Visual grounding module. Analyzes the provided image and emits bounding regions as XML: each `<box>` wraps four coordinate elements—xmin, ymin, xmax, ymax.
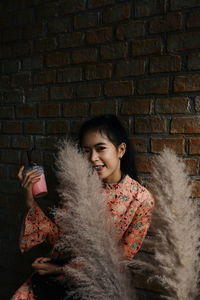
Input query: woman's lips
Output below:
<box><xmin>93</xmin><ymin>165</ymin><xmax>105</xmax><ymax>173</ymax></box>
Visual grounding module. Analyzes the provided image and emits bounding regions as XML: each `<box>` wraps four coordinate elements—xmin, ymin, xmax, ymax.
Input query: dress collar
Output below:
<box><xmin>103</xmin><ymin>174</ymin><xmax>130</xmax><ymax>190</ymax></box>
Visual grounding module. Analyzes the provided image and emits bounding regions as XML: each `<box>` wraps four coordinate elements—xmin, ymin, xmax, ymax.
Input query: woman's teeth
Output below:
<box><xmin>94</xmin><ymin>165</ymin><xmax>104</xmax><ymax>171</ymax></box>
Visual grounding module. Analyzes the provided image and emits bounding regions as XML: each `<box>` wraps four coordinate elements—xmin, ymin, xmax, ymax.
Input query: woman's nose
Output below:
<box><xmin>90</xmin><ymin>150</ymin><xmax>98</xmax><ymax>162</ymax></box>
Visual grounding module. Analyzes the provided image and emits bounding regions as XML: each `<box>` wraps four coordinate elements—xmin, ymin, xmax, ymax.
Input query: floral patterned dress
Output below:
<box><xmin>11</xmin><ymin>175</ymin><xmax>154</xmax><ymax>300</ymax></box>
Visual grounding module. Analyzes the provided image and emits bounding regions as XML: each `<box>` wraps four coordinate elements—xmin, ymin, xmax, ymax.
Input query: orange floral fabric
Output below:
<box><xmin>12</xmin><ymin>175</ymin><xmax>154</xmax><ymax>299</ymax></box>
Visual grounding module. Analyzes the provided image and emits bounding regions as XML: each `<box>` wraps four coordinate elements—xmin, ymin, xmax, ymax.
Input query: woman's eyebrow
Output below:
<box><xmin>83</xmin><ymin>142</ymin><xmax>107</xmax><ymax>148</ymax></box>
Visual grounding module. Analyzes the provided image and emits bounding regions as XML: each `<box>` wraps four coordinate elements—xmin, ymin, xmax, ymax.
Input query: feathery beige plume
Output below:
<box><xmin>53</xmin><ymin>139</ymin><xmax>137</xmax><ymax>300</ymax></box>
<box><xmin>132</xmin><ymin>148</ymin><xmax>200</xmax><ymax>300</ymax></box>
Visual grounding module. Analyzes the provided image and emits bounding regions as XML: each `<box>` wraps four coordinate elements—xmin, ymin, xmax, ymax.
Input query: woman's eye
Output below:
<box><xmin>82</xmin><ymin>149</ymin><xmax>90</xmax><ymax>153</ymax></box>
<box><xmin>97</xmin><ymin>147</ymin><xmax>106</xmax><ymax>151</ymax></box>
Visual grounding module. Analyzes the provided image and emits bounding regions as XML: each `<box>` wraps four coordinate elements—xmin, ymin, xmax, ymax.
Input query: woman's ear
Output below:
<box><xmin>118</xmin><ymin>143</ymin><xmax>126</xmax><ymax>159</ymax></box>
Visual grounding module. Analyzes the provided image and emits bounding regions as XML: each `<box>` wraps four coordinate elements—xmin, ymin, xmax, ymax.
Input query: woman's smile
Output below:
<box><xmin>81</xmin><ymin>131</ymin><xmax>126</xmax><ymax>184</ymax></box>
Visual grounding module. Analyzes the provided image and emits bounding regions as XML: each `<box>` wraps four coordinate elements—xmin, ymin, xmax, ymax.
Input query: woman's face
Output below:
<box><xmin>81</xmin><ymin>130</ymin><xmax>126</xmax><ymax>184</ymax></box>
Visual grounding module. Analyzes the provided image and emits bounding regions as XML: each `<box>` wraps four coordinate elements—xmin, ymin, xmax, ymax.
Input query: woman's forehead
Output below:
<box><xmin>82</xmin><ymin>130</ymin><xmax>110</xmax><ymax>146</ymax></box>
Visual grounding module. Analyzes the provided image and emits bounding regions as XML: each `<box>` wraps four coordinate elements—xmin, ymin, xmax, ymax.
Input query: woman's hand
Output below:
<box><xmin>32</xmin><ymin>257</ymin><xmax>64</xmax><ymax>276</ymax></box>
<box><xmin>17</xmin><ymin>166</ymin><xmax>41</xmax><ymax>209</ymax></box>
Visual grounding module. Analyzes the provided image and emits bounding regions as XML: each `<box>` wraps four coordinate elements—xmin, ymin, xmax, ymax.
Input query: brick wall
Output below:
<box><xmin>1</xmin><ymin>0</ymin><xmax>200</xmax><ymax>298</ymax></box>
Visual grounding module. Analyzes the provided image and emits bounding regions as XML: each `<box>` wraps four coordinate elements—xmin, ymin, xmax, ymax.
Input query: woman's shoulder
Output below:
<box><xmin>125</xmin><ymin>175</ymin><xmax>154</xmax><ymax>204</ymax></box>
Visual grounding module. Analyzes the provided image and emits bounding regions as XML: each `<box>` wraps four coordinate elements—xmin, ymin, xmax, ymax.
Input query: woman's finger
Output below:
<box><xmin>21</xmin><ymin>173</ymin><xmax>41</xmax><ymax>188</ymax></box>
<box><xmin>17</xmin><ymin>166</ymin><xmax>24</xmax><ymax>181</ymax></box>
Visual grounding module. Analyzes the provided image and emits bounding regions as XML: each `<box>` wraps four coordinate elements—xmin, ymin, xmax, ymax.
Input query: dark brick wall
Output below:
<box><xmin>0</xmin><ymin>0</ymin><xmax>200</xmax><ymax>298</ymax></box>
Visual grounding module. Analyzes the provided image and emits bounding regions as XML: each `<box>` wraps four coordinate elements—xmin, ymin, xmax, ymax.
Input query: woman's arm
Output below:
<box><xmin>18</xmin><ymin>166</ymin><xmax>59</xmax><ymax>252</ymax></box>
<box><xmin>121</xmin><ymin>188</ymin><xmax>154</xmax><ymax>259</ymax></box>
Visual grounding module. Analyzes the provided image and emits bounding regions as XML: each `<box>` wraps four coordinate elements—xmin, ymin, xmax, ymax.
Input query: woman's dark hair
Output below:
<box><xmin>78</xmin><ymin>114</ymin><xmax>138</xmax><ymax>181</ymax></box>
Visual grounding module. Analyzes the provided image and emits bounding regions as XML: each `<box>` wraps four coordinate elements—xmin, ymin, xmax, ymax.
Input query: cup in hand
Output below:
<box><xmin>23</xmin><ymin>164</ymin><xmax>48</xmax><ymax>198</ymax></box>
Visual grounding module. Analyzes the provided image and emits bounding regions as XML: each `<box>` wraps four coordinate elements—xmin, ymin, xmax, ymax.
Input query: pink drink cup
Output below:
<box><xmin>23</xmin><ymin>165</ymin><xmax>48</xmax><ymax>198</ymax></box>
<box><xmin>32</xmin><ymin>172</ymin><xmax>48</xmax><ymax>198</ymax></box>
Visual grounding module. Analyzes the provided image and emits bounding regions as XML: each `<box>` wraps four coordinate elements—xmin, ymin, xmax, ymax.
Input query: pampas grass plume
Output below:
<box><xmin>53</xmin><ymin>139</ymin><xmax>137</xmax><ymax>300</ymax></box>
<box><xmin>147</xmin><ymin>148</ymin><xmax>200</xmax><ymax>300</ymax></box>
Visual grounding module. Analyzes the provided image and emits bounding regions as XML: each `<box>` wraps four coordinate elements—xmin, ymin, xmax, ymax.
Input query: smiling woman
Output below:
<box><xmin>12</xmin><ymin>114</ymin><xmax>154</xmax><ymax>300</ymax></box>
<box><xmin>81</xmin><ymin>131</ymin><xmax>126</xmax><ymax>183</ymax></box>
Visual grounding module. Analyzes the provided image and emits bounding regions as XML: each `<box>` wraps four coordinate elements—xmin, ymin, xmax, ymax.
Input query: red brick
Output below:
<box><xmin>63</xmin><ymin>102</ymin><xmax>88</xmax><ymax>117</ymax></box>
<box><xmin>22</xmin><ymin>56</ymin><xmax>43</xmax><ymax>71</ymax></box>
<box><xmin>2</xmin><ymin>60</ymin><xmax>19</xmax><ymax>74</ymax></box>
<box><xmin>59</xmin><ymin>0</ymin><xmax>86</xmax><ymax>14</ymax></box>
<box><xmin>192</xmin><ymin>180</ymin><xmax>200</xmax><ymax>197</ymax></box>
<box><xmin>88</xmin><ymin>0</ymin><xmax>114</xmax><ymax>9</ymax></box>
<box><xmin>0</xmin><ymin>165</ymin><xmax>8</xmax><ymax>179</ymax></box>
<box><xmin>0</xmin><ymin>136</ymin><xmax>10</xmax><ymax>148</ymax></box>
<box><xmin>130</xmin><ymin>137</ymin><xmax>148</xmax><ymax>153</ymax></box>
<box><xmin>57</xmin><ymin>67</ymin><xmax>82</xmax><ymax>83</ymax></box>
<box><xmin>137</xmin><ymin>77</ymin><xmax>169</xmax><ymax>95</ymax></box>
<box><xmin>74</xmin><ymin>12</ymin><xmax>99</xmax><ymax>29</ymax></box>
<box><xmin>183</xmin><ymin>158</ymin><xmax>199</xmax><ymax>175</ymax></box>
<box><xmin>150</xmin><ymin>55</ymin><xmax>181</xmax><ymax>73</ymax></box>
<box><xmin>151</xmin><ymin>138</ymin><xmax>185</xmax><ymax>154</ymax></box>
<box><xmin>11</xmin><ymin>72</ymin><xmax>31</xmax><ymax>88</ymax></box>
<box><xmin>46</xmin><ymin>52</ymin><xmax>70</xmax><ymax>67</ymax></box>
<box><xmin>11</xmin><ymin>136</ymin><xmax>32</xmax><ymax>149</ymax></box>
<box><xmin>189</xmin><ymin>138</ymin><xmax>200</xmax><ymax>154</ymax></box>
<box><xmin>90</xmin><ymin>100</ymin><xmax>117</xmax><ymax>115</ymax></box>
<box><xmin>46</xmin><ymin>120</ymin><xmax>69</xmax><ymax>134</ymax></box>
<box><xmin>132</xmin><ymin>38</ymin><xmax>162</xmax><ymax>56</ymax></box>
<box><xmin>69</xmin><ymin>119</ymin><xmax>87</xmax><ymax>135</ymax></box>
<box><xmin>85</xmin><ymin>27</ymin><xmax>112</xmax><ymax>45</ymax></box>
<box><xmin>16</xmin><ymin>104</ymin><xmax>37</xmax><ymax>118</ymax></box>
<box><xmin>2</xmin><ymin>121</ymin><xmax>22</xmax><ymax>133</ymax></box>
<box><xmin>195</xmin><ymin>96</ymin><xmax>200</xmax><ymax>112</ymax></box>
<box><xmin>26</xmin><ymin>88</ymin><xmax>48</xmax><ymax>103</ymax></box>
<box><xmin>72</xmin><ymin>48</ymin><xmax>97</xmax><ymax>64</ymax></box>
<box><xmin>116</xmin><ymin>20</ymin><xmax>145</xmax><ymax>40</ymax></box>
<box><xmin>22</xmin><ymin>23</ymin><xmax>45</xmax><ymax>39</ymax></box>
<box><xmin>38</xmin><ymin>104</ymin><xmax>61</xmax><ymax>117</ymax></box>
<box><xmin>77</xmin><ymin>83</ymin><xmax>101</xmax><ymax>98</ymax></box>
<box><xmin>134</xmin><ymin>0</ymin><xmax>166</xmax><ymax>17</ymax></box>
<box><xmin>135</xmin><ymin>155</ymin><xmax>153</xmax><ymax>173</ymax></box>
<box><xmin>115</xmin><ymin>59</ymin><xmax>145</xmax><ymax>77</ymax></box>
<box><xmin>171</xmin><ymin>117</ymin><xmax>200</xmax><ymax>134</ymax></box>
<box><xmin>135</xmin><ymin>117</ymin><xmax>167</xmax><ymax>133</ymax></box>
<box><xmin>168</xmin><ymin>32</ymin><xmax>200</xmax><ymax>51</ymax></box>
<box><xmin>11</xmin><ymin>41</ymin><xmax>30</xmax><ymax>57</ymax></box>
<box><xmin>33</xmin><ymin>70</ymin><xmax>56</xmax><ymax>85</ymax></box>
<box><xmin>101</xmin><ymin>42</ymin><xmax>128</xmax><ymax>60</ymax></box>
<box><xmin>0</xmin><ymin>44</ymin><xmax>11</xmax><ymax>59</ymax></box>
<box><xmin>188</xmin><ymin>53</ymin><xmax>200</xmax><ymax>70</ymax></box>
<box><xmin>13</xmin><ymin>8</ymin><xmax>34</xmax><ymax>26</ymax></box>
<box><xmin>50</xmin><ymin>86</ymin><xmax>73</xmax><ymax>100</ymax></box>
<box><xmin>149</xmin><ymin>13</ymin><xmax>182</xmax><ymax>33</ymax></box>
<box><xmin>0</xmin><ymin>149</ymin><xmax>20</xmax><ymax>164</ymax></box>
<box><xmin>0</xmin><ymin>107</ymin><xmax>14</xmax><ymax>119</ymax></box>
<box><xmin>104</xmin><ymin>80</ymin><xmax>134</xmax><ymax>97</ymax></box>
<box><xmin>24</xmin><ymin>121</ymin><xmax>45</xmax><ymax>134</ymax></box>
<box><xmin>43</xmin><ymin>152</ymin><xmax>56</xmax><ymax>166</ymax></box>
<box><xmin>174</xmin><ymin>75</ymin><xmax>200</xmax><ymax>92</ymax></box>
<box><xmin>35</xmin><ymin>136</ymin><xmax>58</xmax><ymax>150</ymax></box>
<box><xmin>121</xmin><ymin>98</ymin><xmax>151</xmax><ymax>115</ymax></box>
<box><xmin>34</xmin><ymin>1</ymin><xmax>58</xmax><ymax>19</ymax></box>
<box><xmin>32</xmin><ymin>38</ymin><xmax>56</xmax><ymax>53</ymax></box>
<box><xmin>102</xmin><ymin>3</ymin><xmax>131</xmax><ymax>23</ymax></box>
<box><xmin>48</xmin><ymin>16</ymin><xmax>73</xmax><ymax>33</ymax></box>
<box><xmin>59</xmin><ymin>32</ymin><xmax>84</xmax><ymax>48</ymax></box>
<box><xmin>9</xmin><ymin>165</ymin><xmax>21</xmax><ymax>180</ymax></box>
<box><xmin>170</xmin><ymin>0</ymin><xmax>200</xmax><ymax>10</ymax></box>
<box><xmin>3</xmin><ymin>90</ymin><xmax>23</xmax><ymax>104</ymax></box>
<box><xmin>187</xmin><ymin>11</ymin><xmax>200</xmax><ymax>28</ymax></box>
<box><xmin>85</xmin><ymin>63</ymin><xmax>112</xmax><ymax>80</ymax></box>
<box><xmin>0</xmin><ymin>76</ymin><xmax>10</xmax><ymax>89</ymax></box>
<box><xmin>155</xmin><ymin>97</ymin><xmax>190</xmax><ymax>113</ymax></box>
